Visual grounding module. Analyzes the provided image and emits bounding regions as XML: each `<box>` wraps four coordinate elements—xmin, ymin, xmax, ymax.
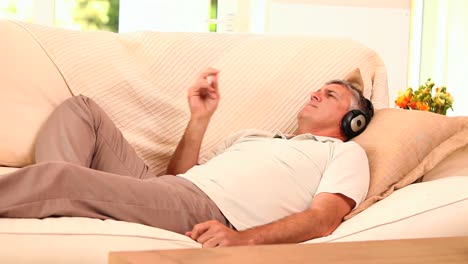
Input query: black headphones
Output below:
<box><xmin>340</xmin><ymin>98</ymin><xmax>374</xmax><ymax>141</ymax></box>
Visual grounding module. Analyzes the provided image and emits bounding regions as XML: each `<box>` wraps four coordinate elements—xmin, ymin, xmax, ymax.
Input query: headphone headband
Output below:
<box><xmin>364</xmin><ymin>98</ymin><xmax>374</xmax><ymax>120</ymax></box>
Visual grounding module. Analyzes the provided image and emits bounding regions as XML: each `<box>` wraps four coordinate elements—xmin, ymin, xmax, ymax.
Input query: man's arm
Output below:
<box><xmin>167</xmin><ymin>67</ymin><xmax>220</xmax><ymax>175</ymax></box>
<box><xmin>187</xmin><ymin>192</ymin><xmax>355</xmax><ymax>247</ymax></box>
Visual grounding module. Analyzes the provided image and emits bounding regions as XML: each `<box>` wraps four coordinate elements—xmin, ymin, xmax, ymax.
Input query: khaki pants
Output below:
<box><xmin>0</xmin><ymin>95</ymin><xmax>228</xmax><ymax>234</ymax></box>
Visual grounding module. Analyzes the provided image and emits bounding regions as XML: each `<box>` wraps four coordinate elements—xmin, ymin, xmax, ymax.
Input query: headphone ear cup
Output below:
<box><xmin>365</xmin><ymin>98</ymin><xmax>374</xmax><ymax>119</ymax></box>
<box><xmin>341</xmin><ymin>110</ymin><xmax>368</xmax><ymax>140</ymax></box>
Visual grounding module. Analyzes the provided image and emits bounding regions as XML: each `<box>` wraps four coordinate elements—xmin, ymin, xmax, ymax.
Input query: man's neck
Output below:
<box><xmin>295</xmin><ymin>127</ymin><xmax>345</xmax><ymax>141</ymax></box>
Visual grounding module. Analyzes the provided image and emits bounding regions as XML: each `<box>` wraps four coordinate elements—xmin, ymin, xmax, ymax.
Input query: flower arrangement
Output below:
<box><xmin>395</xmin><ymin>78</ymin><xmax>454</xmax><ymax>115</ymax></box>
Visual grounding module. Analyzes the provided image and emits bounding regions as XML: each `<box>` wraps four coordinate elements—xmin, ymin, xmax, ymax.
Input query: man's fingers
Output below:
<box><xmin>202</xmin><ymin>237</ymin><xmax>221</xmax><ymax>248</ymax></box>
<box><xmin>188</xmin><ymin>82</ymin><xmax>209</xmax><ymax>99</ymax></box>
<box><xmin>199</xmin><ymin>68</ymin><xmax>219</xmax><ymax>91</ymax></box>
<box><xmin>199</xmin><ymin>87</ymin><xmax>209</xmax><ymax>99</ymax></box>
<box><xmin>199</xmin><ymin>67</ymin><xmax>219</xmax><ymax>79</ymax></box>
<box><xmin>189</xmin><ymin>80</ymin><xmax>216</xmax><ymax>93</ymax></box>
<box><xmin>195</xmin><ymin>230</ymin><xmax>214</xmax><ymax>244</ymax></box>
<box><xmin>190</xmin><ymin>222</ymin><xmax>211</xmax><ymax>240</ymax></box>
<box><xmin>196</xmin><ymin>87</ymin><xmax>218</xmax><ymax>99</ymax></box>
<box><xmin>211</xmin><ymin>74</ymin><xmax>219</xmax><ymax>90</ymax></box>
<box><xmin>209</xmin><ymin>92</ymin><xmax>219</xmax><ymax>100</ymax></box>
<box><xmin>206</xmin><ymin>87</ymin><xmax>219</xmax><ymax>98</ymax></box>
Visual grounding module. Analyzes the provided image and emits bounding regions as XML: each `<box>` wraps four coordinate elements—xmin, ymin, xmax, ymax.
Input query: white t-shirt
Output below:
<box><xmin>179</xmin><ymin>129</ymin><xmax>369</xmax><ymax>231</ymax></box>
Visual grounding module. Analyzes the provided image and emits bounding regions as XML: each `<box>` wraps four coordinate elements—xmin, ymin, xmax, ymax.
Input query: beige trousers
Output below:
<box><xmin>0</xmin><ymin>95</ymin><xmax>228</xmax><ymax>234</ymax></box>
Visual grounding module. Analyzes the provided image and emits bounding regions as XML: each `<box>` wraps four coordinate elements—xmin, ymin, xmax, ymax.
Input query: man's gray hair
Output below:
<box><xmin>326</xmin><ymin>79</ymin><xmax>368</xmax><ymax>113</ymax></box>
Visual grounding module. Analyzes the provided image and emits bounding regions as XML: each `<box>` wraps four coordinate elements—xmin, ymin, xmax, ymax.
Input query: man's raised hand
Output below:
<box><xmin>188</xmin><ymin>67</ymin><xmax>220</xmax><ymax>120</ymax></box>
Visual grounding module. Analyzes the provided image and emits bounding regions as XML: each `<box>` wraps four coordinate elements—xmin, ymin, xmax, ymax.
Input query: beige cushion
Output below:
<box><xmin>0</xmin><ymin>20</ymin><xmax>71</xmax><ymax>167</ymax></box>
<box><xmin>346</xmin><ymin>109</ymin><xmax>468</xmax><ymax>219</ymax></box>
<box><xmin>421</xmin><ymin>145</ymin><xmax>468</xmax><ymax>182</ymax></box>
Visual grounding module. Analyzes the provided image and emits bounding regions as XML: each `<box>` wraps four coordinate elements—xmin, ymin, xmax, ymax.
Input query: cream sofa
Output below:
<box><xmin>1</xmin><ymin>20</ymin><xmax>467</xmax><ymax>264</ymax></box>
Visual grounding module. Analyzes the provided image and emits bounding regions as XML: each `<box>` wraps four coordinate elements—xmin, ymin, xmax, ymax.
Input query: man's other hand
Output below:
<box><xmin>186</xmin><ymin>220</ymin><xmax>252</xmax><ymax>248</ymax></box>
<box><xmin>188</xmin><ymin>67</ymin><xmax>220</xmax><ymax>120</ymax></box>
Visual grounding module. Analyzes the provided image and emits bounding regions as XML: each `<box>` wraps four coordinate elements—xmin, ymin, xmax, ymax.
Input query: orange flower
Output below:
<box><xmin>416</xmin><ymin>101</ymin><xmax>429</xmax><ymax>111</ymax></box>
<box><xmin>395</xmin><ymin>96</ymin><xmax>408</xmax><ymax>108</ymax></box>
<box><xmin>395</xmin><ymin>89</ymin><xmax>413</xmax><ymax>109</ymax></box>
<box><xmin>408</xmin><ymin>101</ymin><xmax>418</xmax><ymax>109</ymax></box>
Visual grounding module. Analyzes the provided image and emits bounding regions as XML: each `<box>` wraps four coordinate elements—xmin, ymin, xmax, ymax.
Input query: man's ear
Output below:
<box><xmin>344</xmin><ymin>68</ymin><xmax>364</xmax><ymax>92</ymax></box>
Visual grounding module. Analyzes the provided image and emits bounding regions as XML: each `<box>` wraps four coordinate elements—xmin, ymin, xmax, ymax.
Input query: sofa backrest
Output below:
<box><xmin>0</xmin><ymin>20</ymin><xmax>388</xmax><ymax>175</ymax></box>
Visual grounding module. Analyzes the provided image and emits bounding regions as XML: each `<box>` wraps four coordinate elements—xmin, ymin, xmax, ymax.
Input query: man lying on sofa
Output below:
<box><xmin>0</xmin><ymin>67</ymin><xmax>374</xmax><ymax>248</ymax></box>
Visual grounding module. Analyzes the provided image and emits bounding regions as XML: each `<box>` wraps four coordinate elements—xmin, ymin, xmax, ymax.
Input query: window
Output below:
<box><xmin>55</xmin><ymin>0</ymin><xmax>119</xmax><ymax>32</ymax></box>
<box><xmin>0</xmin><ymin>0</ymin><xmax>119</xmax><ymax>32</ymax></box>
<box><xmin>0</xmin><ymin>0</ymin><xmax>34</xmax><ymax>21</ymax></box>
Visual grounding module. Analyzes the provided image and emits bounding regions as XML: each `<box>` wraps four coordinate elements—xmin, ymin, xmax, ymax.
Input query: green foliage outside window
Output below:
<box><xmin>0</xmin><ymin>0</ymin><xmax>119</xmax><ymax>32</ymax></box>
<box><xmin>0</xmin><ymin>0</ymin><xmax>32</xmax><ymax>21</ymax></box>
<box><xmin>72</xmin><ymin>0</ymin><xmax>119</xmax><ymax>32</ymax></box>
<box><xmin>209</xmin><ymin>0</ymin><xmax>217</xmax><ymax>32</ymax></box>
<box><xmin>1</xmin><ymin>1</ymin><xmax>17</xmax><ymax>15</ymax></box>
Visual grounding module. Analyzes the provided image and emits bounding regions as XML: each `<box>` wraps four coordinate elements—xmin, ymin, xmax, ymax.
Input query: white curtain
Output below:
<box><xmin>414</xmin><ymin>0</ymin><xmax>468</xmax><ymax>116</ymax></box>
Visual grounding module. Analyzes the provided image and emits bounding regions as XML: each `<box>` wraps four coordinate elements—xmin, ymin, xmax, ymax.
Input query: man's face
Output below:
<box><xmin>297</xmin><ymin>84</ymin><xmax>352</xmax><ymax>135</ymax></box>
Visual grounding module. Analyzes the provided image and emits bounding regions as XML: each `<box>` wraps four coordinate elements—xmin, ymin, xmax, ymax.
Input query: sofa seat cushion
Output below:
<box><xmin>307</xmin><ymin>176</ymin><xmax>468</xmax><ymax>243</ymax></box>
<box><xmin>0</xmin><ymin>217</ymin><xmax>199</xmax><ymax>264</ymax></box>
<box><xmin>1</xmin><ymin>176</ymin><xmax>466</xmax><ymax>264</ymax></box>
<box><xmin>0</xmin><ymin>167</ymin><xmax>19</xmax><ymax>175</ymax></box>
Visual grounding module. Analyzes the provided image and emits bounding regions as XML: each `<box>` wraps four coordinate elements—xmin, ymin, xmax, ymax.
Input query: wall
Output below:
<box><xmin>268</xmin><ymin>0</ymin><xmax>410</xmax><ymax>107</ymax></box>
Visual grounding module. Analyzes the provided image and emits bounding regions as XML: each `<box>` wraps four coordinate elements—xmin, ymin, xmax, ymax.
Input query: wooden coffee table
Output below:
<box><xmin>109</xmin><ymin>236</ymin><xmax>468</xmax><ymax>264</ymax></box>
